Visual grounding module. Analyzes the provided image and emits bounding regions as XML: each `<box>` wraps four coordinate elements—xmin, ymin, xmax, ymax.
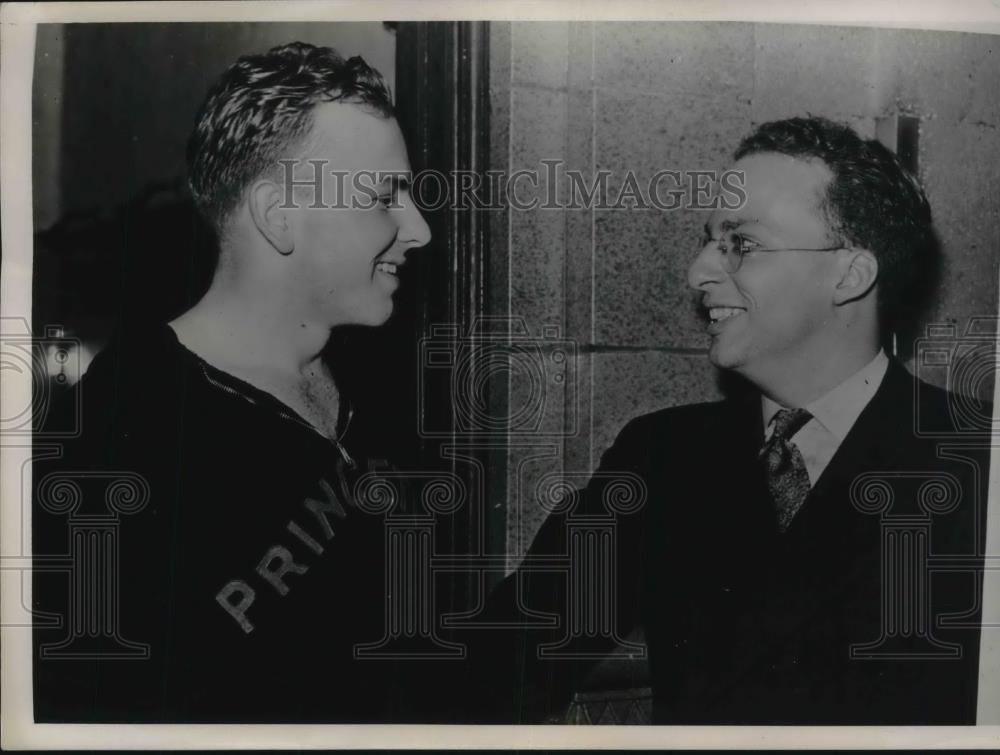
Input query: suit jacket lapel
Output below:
<box><xmin>717</xmin><ymin>392</ymin><xmax>776</xmax><ymax>535</ymax></box>
<box><xmin>784</xmin><ymin>359</ymin><xmax>915</xmax><ymax>538</ymax></box>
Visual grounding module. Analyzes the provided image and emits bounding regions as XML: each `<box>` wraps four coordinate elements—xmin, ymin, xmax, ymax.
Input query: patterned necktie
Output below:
<box><xmin>759</xmin><ymin>408</ymin><xmax>813</xmax><ymax>533</ymax></box>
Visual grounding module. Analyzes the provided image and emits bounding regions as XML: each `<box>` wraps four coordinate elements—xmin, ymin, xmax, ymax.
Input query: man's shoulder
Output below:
<box><xmin>604</xmin><ymin>398</ymin><xmax>739</xmax><ymax>458</ymax></box>
<box><xmin>74</xmin><ymin>321</ymin><xmax>186</xmax><ymax>390</ymax></box>
<box><xmin>41</xmin><ymin>322</ymin><xmax>196</xmax><ymax>448</ymax></box>
<box><xmin>879</xmin><ymin>359</ymin><xmax>993</xmax><ymax>440</ymax></box>
<box><xmin>619</xmin><ymin>398</ymin><xmax>737</xmax><ymax>437</ymax></box>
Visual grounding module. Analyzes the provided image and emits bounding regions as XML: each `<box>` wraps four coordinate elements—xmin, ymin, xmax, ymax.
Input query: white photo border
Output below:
<box><xmin>3</xmin><ymin>0</ymin><xmax>999</xmax><ymax>749</ymax></box>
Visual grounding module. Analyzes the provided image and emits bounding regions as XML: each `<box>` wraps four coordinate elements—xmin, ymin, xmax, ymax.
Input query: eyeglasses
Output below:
<box><xmin>701</xmin><ymin>231</ymin><xmax>843</xmax><ymax>273</ymax></box>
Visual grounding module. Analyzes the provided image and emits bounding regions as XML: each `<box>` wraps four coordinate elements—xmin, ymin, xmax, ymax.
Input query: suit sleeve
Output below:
<box><xmin>466</xmin><ymin>416</ymin><xmax>654</xmax><ymax>722</ymax></box>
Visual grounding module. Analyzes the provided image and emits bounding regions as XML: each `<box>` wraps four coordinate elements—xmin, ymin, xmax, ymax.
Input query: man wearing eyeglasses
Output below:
<box><xmin>479</xmin><ymin>116</ymin><xmax>991</xmax><ymax>725</ymax></box>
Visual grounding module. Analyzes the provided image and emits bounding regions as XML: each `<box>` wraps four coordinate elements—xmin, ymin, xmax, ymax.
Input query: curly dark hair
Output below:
<box><xmin>187</xmin><ymin>42</ymin><xmax>394</xmax><ymax>235</ymax></box>
<box><xmin>735</xmin><ymin>116</ymin><xmax>939</xmax><ymax>343</ymax></box>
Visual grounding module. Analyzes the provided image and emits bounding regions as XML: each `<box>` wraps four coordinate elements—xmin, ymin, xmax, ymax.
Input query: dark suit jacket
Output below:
<box><xmin>476</xmin><ymin>360</ymin><xmax>990</xmax><ymax>724</ymax></box>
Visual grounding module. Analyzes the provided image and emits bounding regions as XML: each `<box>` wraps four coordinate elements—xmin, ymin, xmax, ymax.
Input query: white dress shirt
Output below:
<box><xmin>762</xmin><ymin>350</ymin><xmax>890</xmax><ymax>487</ymax></box>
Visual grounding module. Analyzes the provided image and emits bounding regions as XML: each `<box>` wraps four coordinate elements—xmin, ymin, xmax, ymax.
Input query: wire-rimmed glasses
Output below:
<box><xmin>701</xmin><ymin>231</ymin><xmax>843</xmax><ymax>273</ymax></box>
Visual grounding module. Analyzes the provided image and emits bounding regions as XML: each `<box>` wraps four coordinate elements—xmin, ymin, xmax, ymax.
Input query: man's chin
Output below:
<box><xmin>334</xmin><ymin>304</ymin><xmax>394</xmax><ymax>330</ymax></box>
<box><xmin>363</xmin><ymin>312</ymin><xmax>393</xmax><ymax>328</ymax></box>
<box><xmin>371</xmin><ymin>304</ymin><xmax>395</xmax><ymax>327</ymax></box>
<box><xmin>707</xmin><ymin>341</ymin><xmax>744</xmax><ymax>372</ymax></box>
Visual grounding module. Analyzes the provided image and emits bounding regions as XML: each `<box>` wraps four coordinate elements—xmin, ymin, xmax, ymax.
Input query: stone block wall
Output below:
<box><xmin>491</xmin><ymin>21</ymin><xmax>1000</xmax><ymax>560</ymax></box>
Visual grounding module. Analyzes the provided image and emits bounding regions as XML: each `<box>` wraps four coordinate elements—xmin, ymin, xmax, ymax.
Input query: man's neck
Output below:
<box><xmin>169</xmin><ymin>281</ymin><xmax>330</xmax><ymax>380</ymax></box>
<box><xmin>747</xmin><ymin>340</ymin><xmax>882</xmax><ymax>409</ymax></box>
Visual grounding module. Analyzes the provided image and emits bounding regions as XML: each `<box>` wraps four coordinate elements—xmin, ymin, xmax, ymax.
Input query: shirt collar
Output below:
<box><xmin>762</xmin><ymin>349</ymin><xmax>890</xmax><ymax>441</ymax></box>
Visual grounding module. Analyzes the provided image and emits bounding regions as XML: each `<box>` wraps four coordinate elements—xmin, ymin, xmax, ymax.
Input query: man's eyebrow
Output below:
<box><xmin>705</xmin><ymin>217</ymin><xmax>759</xmax><ymax>235</ymax></box>
<box><xmin>719</xmin><ymin>217</ymin><xmax>759</xmax><ymax>231</ymax></box>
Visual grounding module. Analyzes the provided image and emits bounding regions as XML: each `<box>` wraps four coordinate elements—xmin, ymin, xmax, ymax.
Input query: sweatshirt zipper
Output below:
<box><xmin>199</xmin><ymin>364</ymin><xmax>356</xmax><ymax>469</ymax></box>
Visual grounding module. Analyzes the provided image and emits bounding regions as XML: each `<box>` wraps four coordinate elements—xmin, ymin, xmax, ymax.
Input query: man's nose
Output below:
<box><xmin>399</xmin><ymin>195</ymin><xmax>432</xmax><ymax>249</ymax></box>
<box><xmin>687</xmin><ymin>241</ymin><xmax>726</xmax><ymax>291</ymax></box>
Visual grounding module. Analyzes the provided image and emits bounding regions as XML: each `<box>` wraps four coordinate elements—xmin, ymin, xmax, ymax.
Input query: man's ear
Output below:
<box><xmin>248</xmin><ymin>179</ymin><xmax>295</xmax><ymax>255</ymax></box>
<box><xmin>833</xmin><ymin>248</ymin><xmax>878</xmax><ymax>306</ymax></box>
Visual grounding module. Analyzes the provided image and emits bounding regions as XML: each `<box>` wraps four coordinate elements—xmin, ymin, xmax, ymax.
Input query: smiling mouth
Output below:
<box><xmin>375</xmin><ymin>261</ymin><xmax>400</xmax><ymax>276</ymax></box>
<box><xmin>708</xmin><ymin>306</ymin><xmax>746</xmax><ymax>324</ymax></box>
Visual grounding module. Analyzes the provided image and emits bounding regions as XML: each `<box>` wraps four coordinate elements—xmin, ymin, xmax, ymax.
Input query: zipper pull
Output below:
<box><xmin>333</xmin><ymin>437</ymin><xmax>357</xmax><ymax>469</ymax></box>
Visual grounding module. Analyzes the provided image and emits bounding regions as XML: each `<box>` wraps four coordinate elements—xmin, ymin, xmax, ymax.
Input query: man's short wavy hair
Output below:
<box><xmin>735</xmin><ymin>116</ymin><xmax>939</xmax><ymax>342</ymax></box>
<box><xmin>187</xmin><ymin>42</ymin><xmax>393</xmax><ymax>236</ymax></box>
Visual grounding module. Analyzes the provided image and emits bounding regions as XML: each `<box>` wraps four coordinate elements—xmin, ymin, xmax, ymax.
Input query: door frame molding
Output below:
<box><xmin>395</xmin><ymin>21</ymin><xmax>509</xmax><ymax>606</ymax></box>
